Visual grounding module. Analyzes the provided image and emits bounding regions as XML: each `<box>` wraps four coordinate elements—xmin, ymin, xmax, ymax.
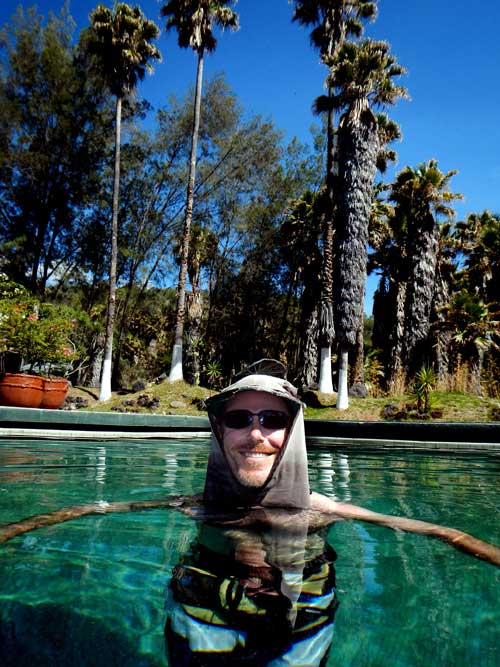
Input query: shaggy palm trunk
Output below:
<box><xmin>433</xmin><ymin>266</ymin><xmax>452</xmax><ymax>386</ymax></box>
<box><xmin>169</xmin><ymin>51</ymin><xmax>204</xmax><ymax>382</ymax></box>
<box><xmin>470</xmin><ymin>346</ymin><xmax>484</xmax><ymax>396</ymax></box>
<box><xmin>387</xmin><ymin>280</ymin><xmax>407</xmax><ymax>392</ymax></box>
<box><xmin>99</xmin><ymin>95</ymin><xmax>122</xmax><ymax>401</ymax></box>
<box><xmin>185</xmin><ymin>288</ymin><xmax>203</xmax><ymax>385</ymax></box>
<box><xmin>295</xmin><ymin>298</ymin><xmax>319</xmax><ymax>390</ymax></box>
<box><xmin>371</xmin><ymin>281</ymin><xmax>390</xmax><ymax>372</ymax></box>
<box><xmin>352</xmin><ymin>321</ymin><xmax>365</xmax><ymax>384</ymax></box>
<box><xmin>334</xmin><ymin>107</ymin><xmax>378</xmax><ymax>409</ymax></box>
<box><xmin>401</xmin><ymin>213</ymin><xmax>440</xmax><ymax>379</ymax></box>
<box><xmin>318</xmin><ymin>92</ymin><xmax>336</xmax><ymax>394</ymax></box>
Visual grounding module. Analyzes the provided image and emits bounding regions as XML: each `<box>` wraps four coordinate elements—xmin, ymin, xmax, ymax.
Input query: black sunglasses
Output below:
<box><xmin>222</xmin><ymin>409</ymin><xmax>290</xmax><ymax>431</ymax></box>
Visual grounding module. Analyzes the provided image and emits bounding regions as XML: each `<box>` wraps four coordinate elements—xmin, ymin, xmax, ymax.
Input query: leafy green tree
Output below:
<box><xmin>279</xmin><ymin>191</ymin><xmax>323</xmax><ymax>388</ymax></box>
<box><xmin>160</xmin><ymin>0</ymin><xmax>238</xmax><ymax>383</ymax></box>
<box><xmin>203</xmin><ymin>134</ymin><xmax>321</xmax><ymax>382</ymax></box>
<box><xmin>330</xmin><ymin>38</ymin><xmax>407</xmax><ymax>408</ymax></box>
<box><xmin>82</xmin><ymin>2</ymin><xmax>160</xmax><ymax>401</ymax></box>
<box><xmin>0</xmin><ymin>5</ymin><xmax>108</xmax><ymax>294</ymax></box>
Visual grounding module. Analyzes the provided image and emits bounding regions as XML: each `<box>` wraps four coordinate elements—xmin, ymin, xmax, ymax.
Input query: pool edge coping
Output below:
<box><xmin>1</xmin><ymin>406</ymin><xmax>499</xmax><ymax>450</ymax></box>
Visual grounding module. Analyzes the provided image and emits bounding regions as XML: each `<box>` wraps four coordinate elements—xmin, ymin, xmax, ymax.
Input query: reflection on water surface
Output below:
<box><xmin>0</xmin><ymin>438</ymin><xmax>499</xmax><ymax>666</ymax></box>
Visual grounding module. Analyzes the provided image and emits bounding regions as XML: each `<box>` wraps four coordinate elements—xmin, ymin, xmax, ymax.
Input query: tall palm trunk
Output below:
<box><xmin>433</xmin><ymin>265</ymin><xmax>452</xmax><ymax>386</ymax></box>
<box><xmin>295</xmin><ymin>296</ymin><xmax>319</xmax><ymax>390</ymax></box>
<box><xmin>169</xmin><ymin>51</ymin><xmax>204</xmax><ymax>382</ymax></box>
<box><xmin>470</xmin><ymin>345</ymin><xmax>484</xmax><ymax>396</ymax></box>
<box><xmin>99</xmin><ymin>94</ymin><xmax>122</xmax><ymax>401</ymax></box>
<box><xmin>352</xmin><ymin>318</ymin><xmax>365</xmax><ymax>385</ymax></box>
<box><xmin>334</xmin><ymin>107</ymin><xmax>378</xmax><ymax>409</ymax></box>
<box><xmin>401</xmin><ymin>213</ymin><xmax>440</xmax><ymax>378</ymax></box>
<box><xmin>387</xmin><ymin>279</ymin><xmax>407</xmax><ymax>392</ymax></box>
<box><xmin>318</xmin><ymin>89</ymin><xmax>336</xmax><ymax>394</ymax></box>
<box><xmin>185</xmin><ymin>288</ymin><xmax>203</xmax><ymax>385</ymax></box>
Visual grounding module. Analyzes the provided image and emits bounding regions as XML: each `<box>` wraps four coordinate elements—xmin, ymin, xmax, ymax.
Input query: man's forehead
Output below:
<box><xmin>224</xmin><ymin>390</ymin><xmax>290</xmax><ymax>412</ymax></box>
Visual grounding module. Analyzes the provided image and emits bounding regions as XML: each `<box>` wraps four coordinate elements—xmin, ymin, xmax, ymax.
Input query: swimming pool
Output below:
<box><xmin>0</xmin><ymin>437</ymin><xmax>499</xmax><ymax>666</ymax></box>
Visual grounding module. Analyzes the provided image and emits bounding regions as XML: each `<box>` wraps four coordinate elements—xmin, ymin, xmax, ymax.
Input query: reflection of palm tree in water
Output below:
<box><xmin>165</xmin><ymin>511</ymin><xmax>339</xmax><ymax>666</ymax></box>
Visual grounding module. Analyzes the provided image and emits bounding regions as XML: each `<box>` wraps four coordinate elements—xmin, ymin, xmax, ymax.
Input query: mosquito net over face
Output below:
<box><xmin>203</xmin><ymin>374</ymin><xmax>311</xmax><ymax>511</ymax></box>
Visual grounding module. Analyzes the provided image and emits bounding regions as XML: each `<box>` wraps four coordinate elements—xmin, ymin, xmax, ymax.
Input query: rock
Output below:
<box><xmin>381</xmin><ymin>403</ymin><xmax>401</xmax><ymax>419</ymax></box>
<box><xmin>132</xmin><ymin>380</ymin><xmax>146</xmax><ymax>393</ymax></box>
<box><xmin>136</xmin><ymin>394</ymin><xmax>160</xmax><ymax>409</ymax></box>
<box><xmin>62</xmin><ymin>396</ymin><xmax>89</xmax><ymax>410</ymax></box>
<box><xmin>490</xmin><ymin>407</ymin><xmax>500</xmax><ymax>421</ymax></box>
<box><xmin>300</xmin><ymin>390</ymin><xmax>324</xmax><ymax>409</ymax></box>
<box><xmin>348</xmin><ymin>382</ymin><xmax>368</xmax><ymax>398</ymax></box>
<box><xmin>192</xmin><ymin>397</ymin><xmax>209</xmax><ymax>410</ymax></box>
<box><xmin>170</xmin><ymin>400</ymin><xmax>187</xmax><ymax>409</ymax></box>
<box><xmin>122</xmin><ymin>399</ymin><xmax>136</xmax><ymax>407</ymax></box>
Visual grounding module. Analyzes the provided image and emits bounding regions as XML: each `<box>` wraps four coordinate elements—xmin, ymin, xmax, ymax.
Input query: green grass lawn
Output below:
<box><xmin>69</xmin><ymin>382</ymin><xmax>500</xmax><ymax>423</ymax></box>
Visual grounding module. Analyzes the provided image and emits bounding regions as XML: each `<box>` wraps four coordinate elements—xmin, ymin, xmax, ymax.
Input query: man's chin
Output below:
<box><xmin>233</xmin><ymin>469</ymin><xmax>270</xmax><ymax>488</ymax></box>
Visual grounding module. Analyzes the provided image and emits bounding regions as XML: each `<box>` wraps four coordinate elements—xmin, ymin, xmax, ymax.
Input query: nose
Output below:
<box><xmin>248</xmin><ymin>416</ymin><xmax>265</xmax><ymax>440</ymax></box>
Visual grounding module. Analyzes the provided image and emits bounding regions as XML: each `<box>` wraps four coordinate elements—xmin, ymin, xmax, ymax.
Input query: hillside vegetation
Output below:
<box><xmin>69</xmin><ymin>381</ymin><xmax>500</xmax><ymax>423</ymax></box>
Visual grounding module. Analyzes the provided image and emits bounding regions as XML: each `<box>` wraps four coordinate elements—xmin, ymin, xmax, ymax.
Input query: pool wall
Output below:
<box><xmin>1</xmin><ymin>406</ymin><xmax>499</xmax><ymax>450</ymax></box>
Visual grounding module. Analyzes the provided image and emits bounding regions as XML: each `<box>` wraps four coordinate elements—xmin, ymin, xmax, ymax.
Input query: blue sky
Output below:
<box><xmin>2</xmin><ymin>0</ymin><xmax>500</xmax><ymax>308</ymax></box>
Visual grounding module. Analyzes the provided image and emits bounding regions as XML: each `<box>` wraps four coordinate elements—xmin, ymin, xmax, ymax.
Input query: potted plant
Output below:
<box><xmin>0</xmin><ymin>275</ymin><xmax>79</xmax><ymax>409</ymax></box>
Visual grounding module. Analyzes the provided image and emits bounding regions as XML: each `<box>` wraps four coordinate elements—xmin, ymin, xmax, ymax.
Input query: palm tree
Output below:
<box><xmin>438</xmin><ymin>289</ymin><xmax>500</xmax><ymax>395</ymax></box>
<box><xmin>431</xmin><ymin>222</ymin><xmax>457</xmax><ymax>384</ymax></box>
<box><xmin>388</xmin><ymin>160</ymin><xmax>462</xmax><ymax>383</ymax></box>
<box><xmin>330</xmin><ymin>39</ymin><xmax>407</xmax><ymax>408</ymax></box>
<box><xmin>83</xmin><ymin>3</ymin><xmax>160</xmax><ymax>401</ymax></box>
<box><xmin>454</xmin><ymin>210</ymin><xmax>500</xmax><ymax>306</ymax></box>
<box><xmin>292</xmin><ymin>0</ymin><xmax>377</xmax><ymax>394</ymax></box>
<box><xmin>351</xmin><ymin>115</ymin><xmax>401</xmax><ymax>386</ymax></box>
<box><xmin>161</xmin><ymin>0</ymin><xmax>238</xmax><ymax>383</ymax></box>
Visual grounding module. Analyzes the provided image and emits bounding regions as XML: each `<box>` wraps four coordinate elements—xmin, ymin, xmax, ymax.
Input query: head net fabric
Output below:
<box><xmin>203</xmin><ymin>374</ymin><xmax>310</xmax><ymax>511</ymax></box>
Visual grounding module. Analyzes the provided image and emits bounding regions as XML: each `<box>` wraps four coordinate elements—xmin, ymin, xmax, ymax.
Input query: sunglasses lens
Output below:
<box><xmin>260</xmin><ymin>411</ymin><xmax>289</xmax><ymax>429</ymax></box>
<box><xmin>223</xmin><ymin>410</ymin><xmax>253</xmax><ymax>429</ymax></box>
<box><xmin>222</xmin><ymin>410</ymin><xmax>289</xmax><ymax>430</ymax></box>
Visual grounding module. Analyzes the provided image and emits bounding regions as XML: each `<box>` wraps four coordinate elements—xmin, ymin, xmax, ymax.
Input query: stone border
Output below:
<box><xmin>1</xmin><ymin>406</ymin><xmax>499</xmax><ymax>449</ymax></box>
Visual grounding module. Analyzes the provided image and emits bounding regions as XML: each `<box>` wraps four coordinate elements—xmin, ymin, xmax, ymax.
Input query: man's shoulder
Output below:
<box><xmin>310</xmin><ymin>492</ymin><xmax>340</xmax><ymax>514</ymax></box>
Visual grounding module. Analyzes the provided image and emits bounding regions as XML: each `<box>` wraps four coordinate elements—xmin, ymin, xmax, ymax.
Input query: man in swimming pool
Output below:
<box><xmin>1</xmin><ymin>364</ymin><xmax>499</xmax><ymax>567</ymax></box>
<box><xmin>167</xmin><ymin>367</ymin><xmax>341</xmax><ymax>666</ymax></box>
<box><xmin>201</xmin><ymin>367</ymin><xmax>500</xmax><ymax>567</ymax></box>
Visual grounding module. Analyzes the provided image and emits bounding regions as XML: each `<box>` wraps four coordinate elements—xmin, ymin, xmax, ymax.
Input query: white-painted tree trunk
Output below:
<box><xmin>99</xmin><ymin>358</ymin><xmax>113</xmax><ymax>401</ymax></box>
<box><xmin>318</xmin><ymin>345</ymin><xmax>334</xmax><ymax>394</ymax></box>
<box><xmin>168</xmin><ymin>343</ymin><xmax>183</xmax><ymax>382</ymax></box>
<box><xmin>336</xmin><ymin>346</ymin><xmax>349</xmax><ymax>409</ymax></box>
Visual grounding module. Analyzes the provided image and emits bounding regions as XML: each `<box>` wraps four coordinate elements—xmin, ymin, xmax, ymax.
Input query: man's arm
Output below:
<box><xmin>310</xmin><ymin>492</ymin><xmax>500</xmax><ymax>567</ymax></box>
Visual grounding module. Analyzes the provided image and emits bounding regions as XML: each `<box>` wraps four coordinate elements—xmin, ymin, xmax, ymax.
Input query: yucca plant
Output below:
<box><xmin>413</xmin><ymin>365</ymin><xmax>436</xmax><ymax>414</ymax></box>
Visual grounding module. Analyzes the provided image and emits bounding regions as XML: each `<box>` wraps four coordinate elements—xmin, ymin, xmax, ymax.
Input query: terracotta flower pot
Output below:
<box><xmin>40</xmin><ymin>377</ymin><xmax>69</xmax><ymax>410</ymax></box>
<box><xmin>0</xmin><ymin>373</ymin><xmax>44</xmax><ymax>408</ymax></box>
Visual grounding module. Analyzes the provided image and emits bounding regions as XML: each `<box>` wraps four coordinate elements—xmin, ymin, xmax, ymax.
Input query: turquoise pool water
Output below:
<box><xmin>0</xmin><ymin>437</ymin><xmax>499</xmax><ymax>666</ymax></box>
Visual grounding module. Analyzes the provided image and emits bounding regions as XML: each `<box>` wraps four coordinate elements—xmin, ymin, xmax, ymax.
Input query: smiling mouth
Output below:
<box><xmin>240</xmin><ymin>449</ymin><xmax>275</xmax><ymax>458</ymax></box>
<box><xmin>242</xmin><ymin>452</ymin><xmax>272</xmax><ymax>458</ymax></box>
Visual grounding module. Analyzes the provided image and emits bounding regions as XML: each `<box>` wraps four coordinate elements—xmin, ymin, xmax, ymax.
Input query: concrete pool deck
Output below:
<box><xmin>1</xmin><ymin>406</ymin><xmax>499</xmax><ymax>451</ymax></box>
